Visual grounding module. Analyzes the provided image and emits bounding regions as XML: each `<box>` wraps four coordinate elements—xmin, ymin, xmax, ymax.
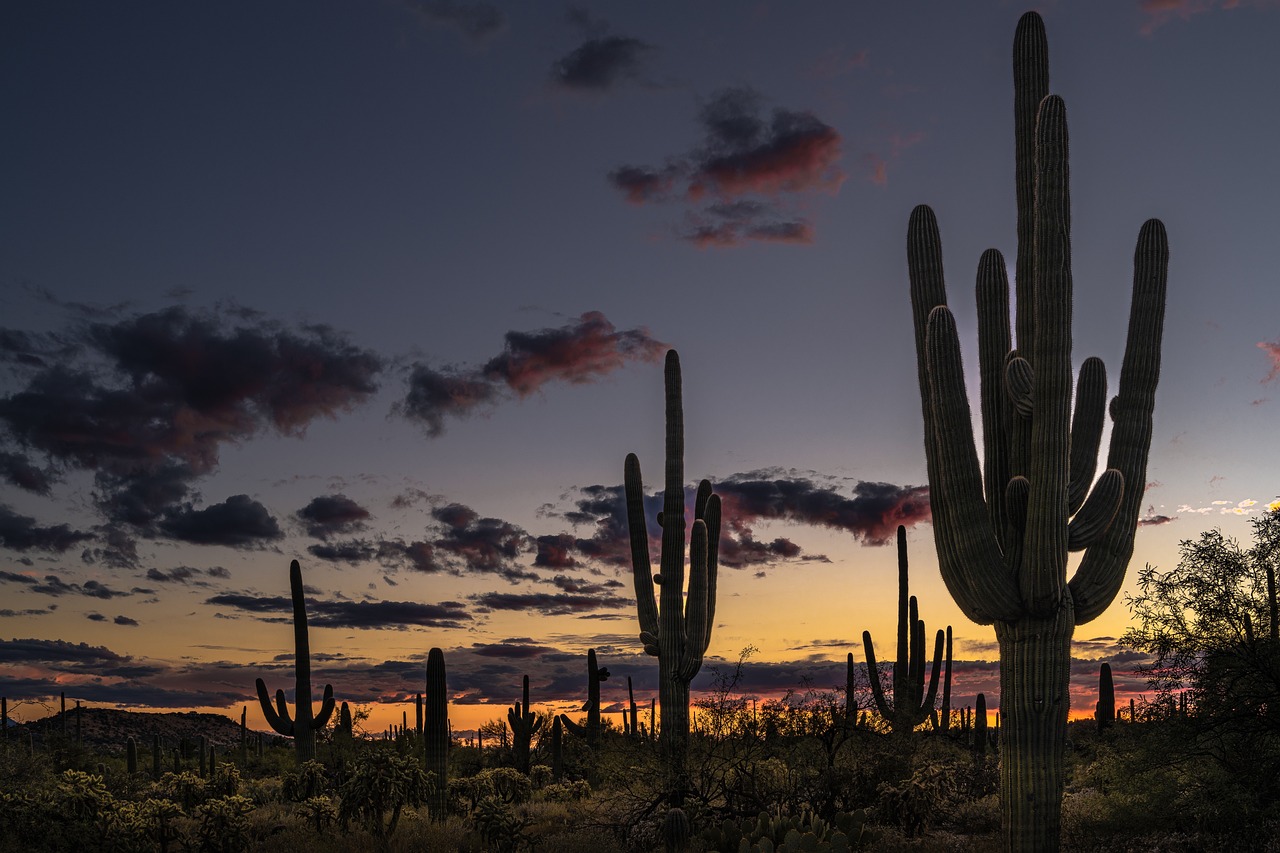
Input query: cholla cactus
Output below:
<box><xmin>905</xmin><ymin>12</ymin><xmax>1167</xmax><ymax>849</ymax></box>
<box><xmin>254</xmin><ymin>560</ymin><xmax>336</xmax><ymax>764</ymax></box>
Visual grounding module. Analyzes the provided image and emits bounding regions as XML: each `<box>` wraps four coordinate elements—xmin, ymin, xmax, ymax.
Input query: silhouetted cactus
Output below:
<box><xmin>127</xmin><ymin>736</ymin><xmax>137</xmax><ymax>774</ymax></box>
<box><xmin>626</xmin><ymin>349</ymin><xmax>721</xmax><ymax>800</ymax></box>
<box><xmin>973</xmin><ymin>693</ymin><xmax>988</xmax><ymax>757</ymax></box>
<box><xmin>255</xmin><ymin>560</ymin><xmax>336</xmax><ymax>764</ymax></box>
<box><xmin>863</xmin><ymin>526</ymin><xmax>945</xmax><ymax>737</ymax></box>
<box><xmin>904</xmin><ymin>11</ymin><xmax>1167</xmax><ymax>850</ymax></box>
<box><xmin>416</xmin><ymin>692</ymin><xmax>423</xmax><ymax>735</ymax></box>
<box><xmin>627</xmin><ymin>676</ymin><xmax>639</xmax><ymax>739</ymax></box>
<box><xmin>1096</xmin><ymin>663</ymin><xmax>1115</xmax><ymax>730</ymax></box>
<box><xmin>931</xmin><ymin>626</ymin><xmax>954</xmax><ymax>733</ymax></box>
<box><xmin>424</xmin><ymin>647</ymin><xmax>449</xmax><ymax>822</ymax></box>
<box><xmin>550</xmin><ymin>714</ymin><xmax>564</xmax><ymax>781</ymax></box>
<box><xmin>559</xmin><ymin>649</ymin><xmax>610</xmax><ymax>746</ymax></box>
<box><xmin>240</xmin><ymin>706</ymin><xmax>247</xmax><ymax>765</ymax></box>
<box><xmin>508</xmin><ymin>675</ymin><xmax>543</xmax><ymax>774</ymax></box>
<box><xmin>339</xmin><ymin>701</ymin><xmax>353</xmax><ymax>738</ymax></box>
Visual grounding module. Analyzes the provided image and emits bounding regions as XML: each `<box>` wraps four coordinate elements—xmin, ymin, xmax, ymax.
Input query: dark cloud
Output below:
<box><xmin>549</xmin><ymin>574</ymin><xmax>624</xmax><ymax>595</ymax></box>
<box><xmin>608</xmin><ymin>87</ymin><xmax>843</xmax><ymax>247</ymax></box>
<box><xmin>551</xmin><ymin>35</ymin><xmax>653</xmax><ymax>90</ymax></box>
<box><xmin>0</xmin><ymin>307</ymin><xmax>382</xmax><ymax>554</ymax></box>
<box><xmin>156</xmin><ymin>494</ymin><xmax>283</xmax><ymax>547</ymax></box>
<box><xmin>0</xmin><ymin>637</ymin><xmax>128</xmax><ymax>664</ymax></box>
<box><xmin>113</xmin><ymin>614</ymin><xmax>139</xmax><ymax>627</ymax></box>
<box><xmin>0</xmin><ymin>504</ymin><xmax>93</xmax><ymax>553</ymax></box>
<box><xmin>397</xmin><ymin>365</ymin><xmax>498</xmax><ymax>438</ymax></box>
<box><xmin>468</xmin><ymin>640</ymin><xmax>556</xmax><ymax>659</ymax></box>
<box><xmin>1138</xmin><ymin>514</ymin><xmax>1176</xmax><ymax>526</ymax></box>
<box><xmin>483</xmin><ymin>311</ymin><xmax>666</xmax><ymax>396</ymax></box>
<box><xmin>0</xmin><ymin>606</ymin><xmax>54</xmax><ymax>617</ymax></box>
<box><xmin>431</xmin><ymin>503</ymin><xmax>536</xmax><ymax>581</ymax></box>
<box><xmin>0</xmin><ymin>451</ymin><xmax>54</xmax><ymax>494</ymax></box>
<box><xmin>397</xmin><ymin>312</ymin><xmax>663</xmax><ymax>436</ymax></box>
<box><xmin>206</xmin><ymin>592</ymin><xmax>472</xmax><ymax>630</ymax></box>
<box><xmin>143</xmin><ymin>565</ymin><xmax>227</xmax><ymax>585</ymax></box>
<box><xmin>7</xmin><ymin>572</ymin><xmax>133</xmax><ymax>599</ymax></box>
<box><xmin>295</xmin><ymin>494</ymin><xmax>372</xmax><ymax>539</ymax></box>
<box><xmin>470</xmin><ymin>590</ymin><xmax>631</xmax><ymax>616</ymax></box>
<box><xmin>716</xmin><ymin>473</ymin><xmax>931</xmax><ymax>546</ymax></box>
<box><xmin>534</xmin><ymin>533</ymin><xmax>580</xmax><ymax>569</ymax></box>
<box><xmin>86</xmin><ymin>612</ymin><xmax>107</xmax><ymax>622</ymax></box>
<box><xmin>402</xmin><ymin>0</ymin><xmax>505</xmax><ymax>41</ymax></box>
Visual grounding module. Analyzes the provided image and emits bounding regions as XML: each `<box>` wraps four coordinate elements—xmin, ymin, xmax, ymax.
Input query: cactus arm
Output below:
<box><xmin>1068</xmin><ymin>219</ymin><xmax>1168</xmax><ymax>624</ymax></box>
<box><xmin>918</xmin><ymin>628</ymin><xmax>945</xmax><ymax>723</ymax></box>
<box><xmin>625</xmin><ymin>453</ymin><xmax>659</xmax><ymax>643</ymax></box>
<box><xmin>976</xmin><ymin>248</ymin><xmax>1013</xmax><ymax>548</ymax></box>
<box><xmin>256</xmin><ymin>678</ymin><xmax>293</xmax><ymax>736</ymax></box>
<box><xmin>1067</xmin><ymin>358</ymin><xmax>1107</xmax><ymax>514</ymax></box>
<box><xmin>679</xmin><ymin>519</ymin><xmax>710</xmax><ymax>683</ymax></box>
<box><xmin>558</xmin><ymin>714</ymin><xmax>588</xmax><ymax>738</ymax></box>
<box><xmin>1067</xmin><ymin>469</ymin><xmax>1123</xmax><ymax>551</ymax></box>
<box><xmin>861</xmin><ymin>631</ymin><xmax>892</xmax><ymax>720</ymax></box>
<box><xmin>699</xmin><ymin>490</ymin><xmax>721</xmax><ymax>654</ymax></box>
<box><xmin>1013</xmin><ymin>11</ymin><xmax>1049</xmax><ymax>355</ymax></box>
<box><xmin>1023</xmin><ymin>94</ymin><xmax>1073</xmax><ymax>615</ymax></box>
<box><xmin>312</xmin><ymin>684</ymin><xmax>335</xmax><ymax>729</ymax></box>
<box><xmin>925</xmin><ymin>306</ymin><xmax>1023</xmax><ymax>622</ymax></box>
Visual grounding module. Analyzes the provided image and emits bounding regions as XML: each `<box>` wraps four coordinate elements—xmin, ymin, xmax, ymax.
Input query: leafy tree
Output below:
<box><xmin>1120</xmin><ymin>506</ymin><xmax>1280</xmax><ymax>807</ymax></box>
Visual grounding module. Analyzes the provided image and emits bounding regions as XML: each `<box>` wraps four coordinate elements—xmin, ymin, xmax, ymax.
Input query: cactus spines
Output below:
<box><xmin>905</xmin><ymin>11</ymin><xmax>1167</xmax><ymax>851</ymax></box>
<box><xmin>863</xmin><ymin>526</ymin><xmax>945</xmax><ymax>736</ymax></box>
<box><xmin>626</xmin><ymin>349</ymin><xmax>721</xmax><ymax>797</ymax></box>
<box><xmin>507</xmin><ymin>675</ymin><xmax>543</xmax><ymax>774</ymax></box>
<box><xmin>424</xmin><ymin>647</ymin><xmax>449</xmax><ymax>822</ymax></box>
<box><xmin>254</xmin><ymin>560</ymin><xmax>336</xmax><ymax>765</ymax></box>
<box><xmin>1096</xmin><ymin>663</ymin><xmax>1115</xmax><ymax>730</ymax></box>
<box><xmin>127</xmin><ymin>736</ymin><xmax>138</xmax><ymax>774</ymax></box>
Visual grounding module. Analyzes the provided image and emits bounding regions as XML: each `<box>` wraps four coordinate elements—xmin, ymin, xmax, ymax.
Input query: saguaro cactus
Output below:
<box><xmin>559</xmin><ymin>649</ymin><xmax>610</xmax><ymax>746</ymax></box>
<box><xmin>508</xmin><ymin>675</ymin><xmax>543</xmax><ymax>774</ymax></box>
<box><xmin>904</xmin><ymin>12</ymin><xmax>1167</xmax><ymax>850</ymax></box>
<box><xmin>626</xmin><ymin>349</ymin><xmax>722</xmax><ymax>797</ymax></box>
<box><xmin>255</xmin><ymin>560</ymin><xmax>336</xmax><ymax>765</ymax></box>
<box><xmin>424</xmin><ymin>647</ymin><xmax>449</xmax><ymax>822</ymax></box>
<box><xmin>127</xmin><ymin>736</ymin><xmax>138</xmax><ymax>774</ymax></box>
<box><xmin>863</xmin><ymin>526</ymin><xmax>945</xmax><ymax>737</ymax></box>
<box><xmin>1096</xmin><ymin>663</ymin><xmax>1115</xmax><ymax>731</ymax></box>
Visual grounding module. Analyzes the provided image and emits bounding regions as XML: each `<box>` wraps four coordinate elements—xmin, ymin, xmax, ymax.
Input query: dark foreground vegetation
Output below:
<box><xmin>1</xmin><ymin>690</ymin><xmax>1278</xmax><ymax>853</ymax></box>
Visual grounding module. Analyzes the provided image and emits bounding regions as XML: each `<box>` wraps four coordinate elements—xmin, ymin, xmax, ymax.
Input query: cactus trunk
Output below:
<box><xmin>424</xmin><ymin>647</ymin><xmax>449</xmax><ymax>822</ymax></box>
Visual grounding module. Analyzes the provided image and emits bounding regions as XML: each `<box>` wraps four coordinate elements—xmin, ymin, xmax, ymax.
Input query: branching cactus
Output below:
<box><xmin>424</xmin><ymin>647</ymin><xmax>449</xmax><ymax>822</ymax></box>
<box><xmin>862</xmin><ymin>526</ymin><xmax>945</xmax><ymax>737</ymax></box>
<box><xmin>905</xmin><ymin>12</ymin><xmax>1167</xmax><ymax>850</ymax></box>
<box><xmin>508</xmin><ymin>675</ymin><xmax>543</xmax><ymax>773</ymax></box>
<box><xmin>559</xmin><ymin>648</ymin><xmax>610</xmax><ymax>746</ymax></box>
<box><xmin>1096</xmin><ymin>663</ymin><xmax>1115</xmax><ymax>730</ymax></box>
<box><xmin>255</xmin><ymin>560</ymin><xmax>336</xmax><ymax>765</ymax></box>
<box><xmin>626</xmin><ymin>349</ymin><xmax>722</xmax><ymax>795</ymax></box>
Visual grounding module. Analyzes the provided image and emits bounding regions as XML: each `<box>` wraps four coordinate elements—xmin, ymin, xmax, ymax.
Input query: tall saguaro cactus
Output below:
<box><xmin>905</xmin><ymin>12</ymin><xmax>1167</xmax><ymax>851</ymax></box>
<box><xmin>255</xmin><ymin>560</ymin><xmax>336</xmax><ymax>765</ymax></box>
<box><xmin>559</xmin><ymin>648</ymin><xmax>610</xmax><ymax>746</ymax></box>
<box><xmin>1096</xmin><ymin>663</ymin><xmax>1115</xmax><ymax>731</ymax></box>
<box><xmin>862</xmin><ymin>526</ymin><xmax>945</xmax><ymax>737</ymax></box>
<box><xmin>626</xmin><ymin>349</ymin><xmax>722</xmax><ymax>800</ymax></box>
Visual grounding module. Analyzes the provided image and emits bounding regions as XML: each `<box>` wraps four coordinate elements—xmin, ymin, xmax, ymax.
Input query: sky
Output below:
<box><xmin>2</xmin><ymin>0</ymin><xmax>1278</xmax><ymax>737</ymax></box>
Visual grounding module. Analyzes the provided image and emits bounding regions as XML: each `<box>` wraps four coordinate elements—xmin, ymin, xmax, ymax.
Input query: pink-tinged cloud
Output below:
<box><xmin>1139</xmin><ymin>0</ymin><xmax>1255</xmax><ymax>35</ymax></box>
<box><xmin>1259</xmin><ymin>340</ymin><xmax>1280</xmax><ymax>381</ymax></box>
<box><xmin>689</xmin><ymin>120</ymin><xmax>844</xmax><ymax>199</ymax></box>
<box><xmin>864</xmin><ymin>131</ymin><xmax>926</xmax><ymax>186</ymax></box>
<box><xmin>483</xmin><ymin>311</ymin><xmax>667</xmax><ymax>396</ymax></box>
<box><xmin>680</xmin><ymin>201</ymin><xmax>813</xmax><ymax>249</ymax></box>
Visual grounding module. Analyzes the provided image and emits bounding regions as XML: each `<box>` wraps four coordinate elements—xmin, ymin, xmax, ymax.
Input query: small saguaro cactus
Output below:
<box><xmin>550</xmin><ymin>715</ymin><xmax>564</xmax><ymax>781</ymax></box>
<box><xmin>559</xmin><ymin>649</ymin><xmax>610</xmax><ymax>746</ymax></box>
<box><xmin>338</xmin><ymin>702</ymin><xmax>353</xmax><ymax>738</ymax></box>
<box><xmin>974</xmin><ymin>693</ymin><xmax>989</xmax><ymax>757</ymax></box>
<box><xmin>127</xmin><ymin>737</ymin><xmax>138</xmax><ymax>775</ymax></box>
<box><xmin>1096</xmin><ymin>663</ymin><xmax>1115</xmax><ymax>730</ymax></box>
<box><xmin>424</xmin><ymin>647</ymin><xmax>449</xmax><ymax>822</ymax></box>
<box><xmin>863</xmin><ymin>526</ymin><xmax>945</xmax><ymax>737</ymax></box>
<box><xmin>507</xmin><ymin>675</ymin><xmax>543</xmax><ymax>774</ymax></box>
<box><xmin>239</xmin><ymin>706</ymin><xmax>247</xmax><ymax>765</ymax></box>
<box><xmin>904</xmin><ymin>12</ymin><xmax>1167</xmax><ymax>850</ymax></box>
<box><xmin>255</xmin><ymin>560</ymin><xmax>336</xmax><ymax>765</ymax></box>
<box><xmin>627</xmin><ymin>676</ymin><xmax>639</xmax><ymax>739</ymax></box>
<box><xmin>626</xmin><ymin>349</ymin><xmax>722</xmax><ymax>795</ymax></box>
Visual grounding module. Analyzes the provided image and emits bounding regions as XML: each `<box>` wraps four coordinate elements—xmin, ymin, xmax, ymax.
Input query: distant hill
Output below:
<box><xmin>8</xmin><ymin>706</ymin><xmax>283</xmax><ymax>755</ymax></box>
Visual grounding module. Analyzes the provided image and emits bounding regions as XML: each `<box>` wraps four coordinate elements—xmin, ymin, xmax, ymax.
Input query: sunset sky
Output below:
<box><xmin>2</xmin><ymin>0</ymin><xmax>1278</xmax><ymax>736</ymax></box>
